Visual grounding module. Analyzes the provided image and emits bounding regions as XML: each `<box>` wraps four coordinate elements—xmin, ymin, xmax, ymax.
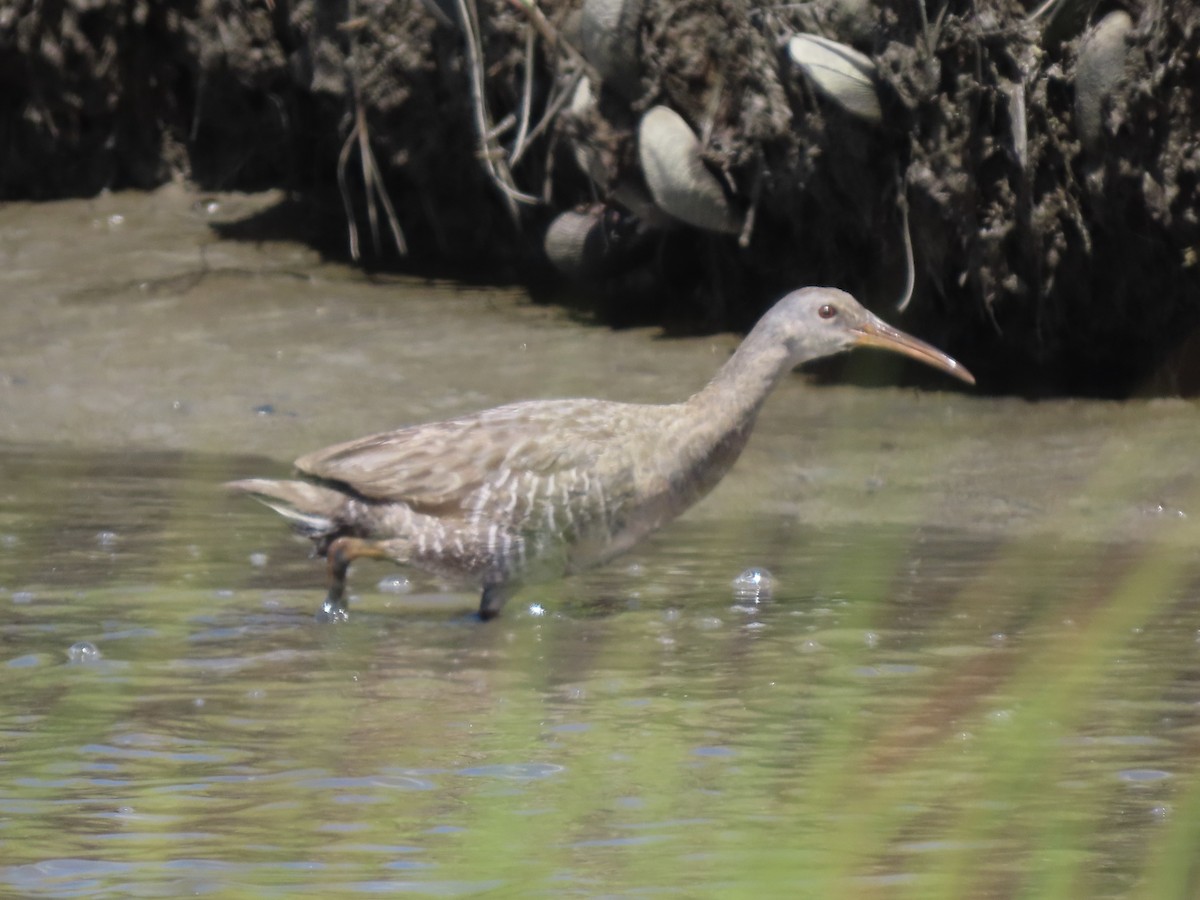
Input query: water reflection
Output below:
<box><xmin>2</xmin><ymin>442</ymin><xmax>1200</xmax><ymax>895</ymax></box>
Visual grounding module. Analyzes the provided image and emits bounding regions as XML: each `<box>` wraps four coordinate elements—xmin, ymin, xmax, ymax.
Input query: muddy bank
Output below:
<box><xmin>2</xmin><ymin>0</ymin><xmax>1198</xmax><ymax>394</ymax></box>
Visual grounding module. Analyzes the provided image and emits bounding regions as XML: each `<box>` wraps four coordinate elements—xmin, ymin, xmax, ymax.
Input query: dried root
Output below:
<box><xmin>335</xmin><ymin>11</ymin><xmax>407</xmax><ymax>261</ymax></box>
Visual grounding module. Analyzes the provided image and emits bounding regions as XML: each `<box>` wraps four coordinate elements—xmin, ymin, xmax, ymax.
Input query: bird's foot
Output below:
<box><xmin>318</xmin><ymin>535</ymin><xmax>366</xmax><ymax>623</ymax></box>
<box><xmin>317</xmin><ymin>593</ymin><xmax>349</xmax><ymax>623</ymax></box>
<box><xmin>478</xmin><ymin>583</ymin><xmax>511</xmax><ymax>621</ymax></box>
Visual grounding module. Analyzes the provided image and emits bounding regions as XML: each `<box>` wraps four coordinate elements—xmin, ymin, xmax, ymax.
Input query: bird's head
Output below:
<box><xmin>770</xmin><ymin>287</ymin><xmax>975</xmax><ymax>385</ymax></box>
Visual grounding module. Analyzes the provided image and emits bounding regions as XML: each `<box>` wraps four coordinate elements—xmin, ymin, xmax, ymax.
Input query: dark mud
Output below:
<box><xmin>2</xmin><ymin>0</ymin><xmax>1198</xmax><ymax>394</ymax></box>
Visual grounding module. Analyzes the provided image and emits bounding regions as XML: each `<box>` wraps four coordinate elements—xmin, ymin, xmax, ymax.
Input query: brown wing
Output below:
<box><xmin>294</xmin><ymin>400</ymin><xmax>650</xmax><ymax>513</ymax></box>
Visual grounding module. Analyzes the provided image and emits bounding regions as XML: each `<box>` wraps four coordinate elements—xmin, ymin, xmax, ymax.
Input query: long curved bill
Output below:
<box><xmin>852</xmin><ymin>315</ymin><xmax>975</xmax><ymax>385</ymax></box>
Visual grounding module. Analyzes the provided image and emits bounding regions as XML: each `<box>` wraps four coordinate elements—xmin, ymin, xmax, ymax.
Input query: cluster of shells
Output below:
<box><xmin>547</xmin><ymin>0</ymin><xmax>885</xmax><ymax>277</ymax></box>
<box><xmin>539</xmin><ymin>0</ymin><xmax>1139</xmax><ymax>292</ymax></box>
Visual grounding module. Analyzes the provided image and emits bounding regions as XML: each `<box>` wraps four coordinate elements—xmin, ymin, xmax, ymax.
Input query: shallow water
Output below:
<box><xmin>3</xmin><ymin>188</ymin><xmax>1200</xmax><ymax>897</ymax></box>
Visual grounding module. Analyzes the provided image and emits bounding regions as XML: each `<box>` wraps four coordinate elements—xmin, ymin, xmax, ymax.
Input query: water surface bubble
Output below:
<box><xmin>1143</xmin><ymin>502</ymin><xmax>1187</xmax><ymax>519</ymax></box>
<box><xmin>731</xmin><ymin>567</ymin><xmax>774</xmax><ymax>602</ymax></box>
<box><xmin>96</xmin><ymin>530</ymin><xmax>118</xmax><ymax>548</ymax></box>
<box><xmin>67</xmin><ymin>641</ymin><xmax>101</xmax><ymax>664</ymax></box>
<box><xmin>377</xmin><ymin>574</ymin><xmax>412</xmax><ymax>594</ymax></box>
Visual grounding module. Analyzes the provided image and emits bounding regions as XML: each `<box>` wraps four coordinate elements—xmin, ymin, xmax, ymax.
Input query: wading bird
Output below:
<box><xmin>229</xmin><ymin>287</ymin><xmax>973</xmax><ymax>620</ymax></box>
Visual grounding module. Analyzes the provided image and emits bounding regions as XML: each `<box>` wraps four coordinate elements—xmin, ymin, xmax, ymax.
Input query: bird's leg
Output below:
<box><xmin>320</xmin><ymin>536</ymin><xmax>389</xmax><ymax>622</ymax></box>
<box><xmin>478</xmin><ymin>583</ymin><xmax>512</xmax><ymax>621</ymax></box>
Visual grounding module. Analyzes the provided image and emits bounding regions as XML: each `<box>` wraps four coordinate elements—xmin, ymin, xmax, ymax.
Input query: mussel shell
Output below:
<box><xmin>637</xmin><ymin>106</ymin><xmax>740</xmax><ymax>235</ymax></box>
<box><xmin>786</xmin><ymin>33</ymin><xmax>882</xmax><ymax>124</ymax></box>
<box><xmin>545</xmin><ymin>208</ymin><xmax>653</xmax><ymax>278</ymax></box>
<box><xmin>579</xmin><ymin>0</ymin><xmax>646</xmax><ymax>100</ymax></box>
<box><xmin>1075</xmin><ymin>10</ymin><xmax>1133</xmax><ymax>148</ymax></box>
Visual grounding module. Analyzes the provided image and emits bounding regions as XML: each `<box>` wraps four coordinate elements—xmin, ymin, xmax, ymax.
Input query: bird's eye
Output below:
<box><xmin>818</xmin><ymin>304</ymin><xmax>838</xmax><ymax>320</ymax></box>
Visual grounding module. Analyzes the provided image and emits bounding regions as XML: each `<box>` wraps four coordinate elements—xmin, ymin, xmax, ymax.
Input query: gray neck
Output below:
<box><xmin>652</xmin><ymin>317</ymin><xmax>802</xmax><ymax>508</ymax></box>
<box><xmin>687</xmin><ymin>317</ymin><xmax>797</xmax><ymax>427</ymax></box>
<box><xmin>632</xmin><ymin>315</ymin><xmax>804</xmax><ymax>522</ymax></box>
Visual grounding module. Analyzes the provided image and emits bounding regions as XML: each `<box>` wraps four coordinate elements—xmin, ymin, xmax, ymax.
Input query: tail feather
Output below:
<box><xmin>226</xmin><ymin>478</ymin><xmax>345</xmax><ymax>536</ymax></box>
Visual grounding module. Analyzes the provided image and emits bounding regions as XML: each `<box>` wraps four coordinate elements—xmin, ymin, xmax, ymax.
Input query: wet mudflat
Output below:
<box><xmin>2</xmin><ymin>188</ymin><xmax>1200</xmax><ymax>897</ymax></box>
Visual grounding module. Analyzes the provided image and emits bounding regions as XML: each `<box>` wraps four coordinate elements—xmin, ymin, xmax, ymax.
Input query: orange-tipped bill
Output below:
<box><xmin>852</xmin><ymin>317</ymin><xmax>975</xmax><ymax>385</ymax></box>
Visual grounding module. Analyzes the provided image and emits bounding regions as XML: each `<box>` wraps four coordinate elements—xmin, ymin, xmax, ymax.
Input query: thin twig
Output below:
<box><xmin>486</xmin><ymin>112</ymin><xmax>518</xmax><ymax>143</ymax></box>
<box><xmin>493</xmin><ymin>169</ymin><xmax>544</xmax><ymax>205</ymax></box>
<box><xmin>501</xmin><ymin>0</ymin><xmax>601</xmax><ymax>83</ymax></box>
<box><xmin>1026</xmin><ymin>0</ymin><xmax>1061</xmax><ymax>22</ymax></box>
<box><xmin>336</xmin><ymin>72</ymin><xmax>409</xmax><ymax>258</ymax></box>
<box><xmin>510</xmin><ymin>68</ymin><xmax>582</xmax><ymax>167</ymax></box>
<box><xmin>360</xmin><ymin>121</ymin><xmax>409</xmax><ymax>255</ymax></box>
<box><xmin>337</xmin><ymin>124</ymin><xmax>361</xmax><ymax>261</ymax></box>
<box><xmin>356</xmin><ymin>102</ymin><xmax>381</xmax><ymax>255</ymax></box>
<box><xmin>1008</xmin><ymin>78</ymin><xmax>1028</xmax><ymax>171</ymax></box>
<box><xmin>930</xmin><ymin>2</ymin><xmax>950</xmax><ymax>50</ymax></box>
<box><xmin>511</xmin><ymin>24</ymin><xmax>536</xmax><ymax>162</ymax></box>
<box><xmin>917</xmin><ymin>0</ymin><xmax>950</xmax><ymax>58</ymax></box>
<box><xmin>895</xmin><ymin>176</ymin><xmax>916</xmax><ymax>312</ymax></box>
<box><xmin>916</xmin><ymin>0</ymin><xmax>931</xmax><ymax>52</ymax></box>
<box><xmin>540</xmin><ymin>129</ymin><xmax>558</xmax><ymax>204</ymax></box>
<box><xmin>739</xmin><ymin>152</ymin><xmax>765</xmax><ymax>250</ymax></box>
<box><xmin>456</xmin><ymin>0</ymin><xmax>508</xmax><ymax>205</ymax></box>
<box><xmin>455</xmin><ymin>0</ymin><xmax>538</xmax><ymax>220</ymax></box>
